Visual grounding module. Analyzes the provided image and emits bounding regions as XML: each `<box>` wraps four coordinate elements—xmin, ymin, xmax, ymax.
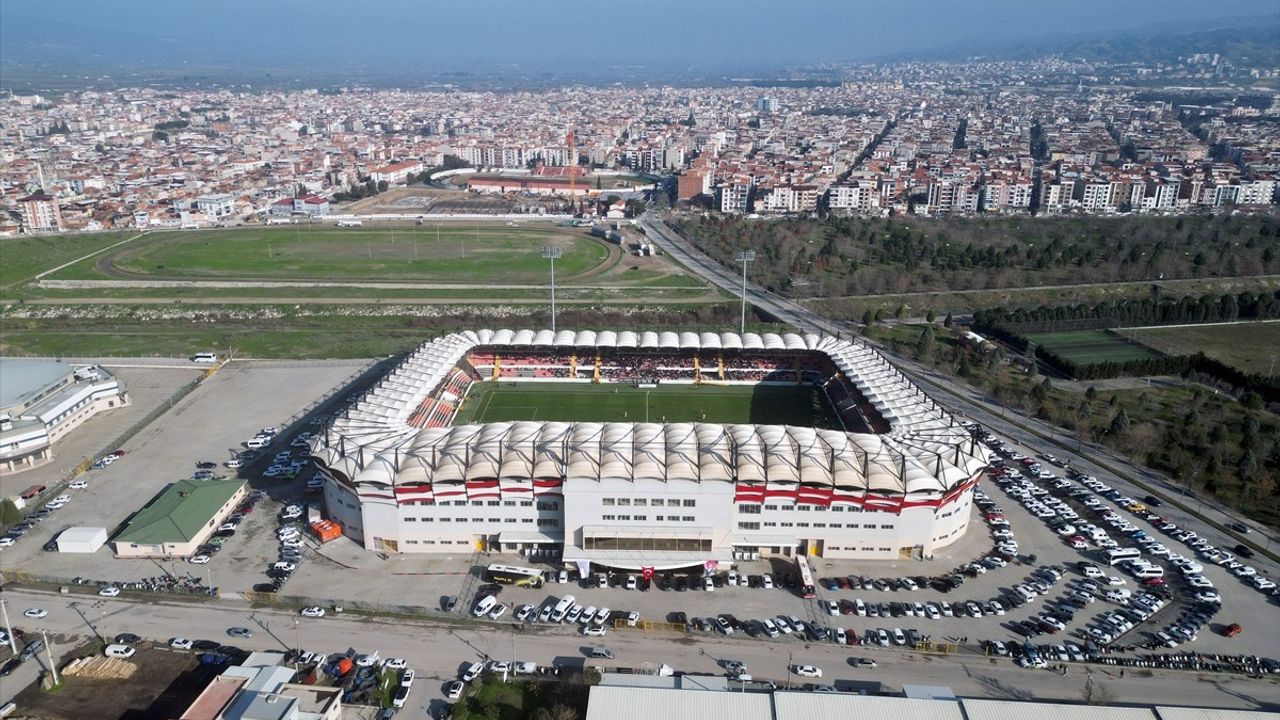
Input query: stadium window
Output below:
<box><xmin>617</xmin><ymin>515</ymin><xmax>631</xmax><ymax>521</ymax></box>
<box><xmin>764</xmin><ymin>504</ymin><xmax>779</xmax><ymax>511</ymax></box>
<box><xmin>617</xmin><ymin>498</ymin><xmax>631</xmax><ymax>506</ymax></box>
<box><xmin>537</xmin><ymin>501</ymin><xmax>559</xmax><ymax>511</ymax></box>
<box><xmin>602</xmin><ymin>498</ymin><xmax>615</xmax><ymax>506</ymax></box>
<box><xmin>879</xmin><ymin>524</ymin><xmax>894</xmax><ymax>529</ymax></box>
<box><xmin>520</xmin><ymin>501</ymin><xmax>533</xmax><ymax>507</ymax></box>
<box><xmin>473</xmin><ymin>518</ymin><xmax>484</xmax><ymax>523</ymax></box>
<box><xmin>879</xmin><ymin>547</ymin><xmax>892</xmax><ymax>552</ymax></box>
<box><xmin>682</xmin><ymin>516</ymin><xmax>695</xmax><ymax>522</ymax></box>
<box><xmin>739</xmin><ymin>504</ymin><xmax>761</xmax><ymax>514</ymax></box>
<box><xmin>738</xmin><ymin>521</ymin><xmax>761</xmax><ymax>530</ymax></box>
<box><xmin>422</xmin><ymin>517</ymin><xmax>433</xmax><ymax>523</ymax></box>
<box><xmin>831</xmin><ymin>506</ymin><xmax>844</xmax><ymax>512</ymax></box>
<box><xmin>654</xmin><ymin>515</ymin><xmax>664</xmax><ymax>521</ymax></box>
<box><xmin>813</xmin><ymin>505</ymin><xmax>827</xmax><ymax>512</ymax></box>
<box><xmin>798</xmin><ymin>504</ymin><xmax>811</xmax><ymax>511</ymax></box>
<box><xmin>504</xmin><ymin>518</ymin><xmax>517</xmax><ymax>523</ymax></box>
<box><xmin>779</xmin><ymin>505</ymin><xmax>793</xmax><ymax>512</ymax></box>
<box><xmin>780</xmin><ymin>522</ymin><xmax>794</xmax><ymax>528</ymax></box>
<box><xmin>682</xmin><ymin>499</ymin><xmax>696</xmax><ymax>507</ymax></box>
<box><xmin>633</xmin><ymin>499</ymin><xmax>647</xmax><ymax>507</ymax></box>
<box><xmin>537</xmin><ymin>518</ymin><xmax>559</xmax><ymax>527</ymax></box>
<box><xmin>487</xmin><ymin>501</ymin><xmax>500</xmax><ymax>507</ymax></box>
<box><xmin>651</xmin><ymin>499</ymin><xmax>665</xmax><ymax>507</ymax></box>
<box><xmin>634</xmin><ymin>515</ymin><xmax>647</xmax><ymax>521</ymax></box>
<box><xmin>504</xmin><ymin>500</ymin><xmax>515</xmax><ymax>507</ymax></box>
<box><xmin>439</xmin><ymin>518</ymin><xmax>450</xmax><ymax>523</ymax></box>
<box><xmin>813</xmin><ymin>523</ymin><xmax>826</xmax><ymax>528</ymax></box>
<box><xmin>764</xmin><ymin>521</ymin><xmax>777</xmax><ymax>527</ymax></box>
<box><xmin>796</xmin><ymin>522</ymin><xmax>810</xmax><ymax>528</ymax></box>
<box><xmin>489</xmin><ymin>518</ymin><xmax>501</xmax><ymax>523</ymax></box>
<box><xmin>602</xmin><ymin>514</ymin><xmax>616</xmax><ymax>521</ymax></box>
<box><xmin>405</xmin><ymin>517</ymin><xmax>417</xmax><ymax>522</ymax></box>
<box><xmin>452</xmin><ymin>500</ymin><xmax>466</xmax><ymax>506</ymax></box>
<box><xmin>521</xmin><ymin>518</ymin><xmax>533</xmax><ymax>524</ymax></box>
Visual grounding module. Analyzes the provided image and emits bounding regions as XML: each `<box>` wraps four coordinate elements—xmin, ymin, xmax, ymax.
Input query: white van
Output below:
<box><xmin>1105</xmin><ymin>588</ymin><xmax>1132</xmax><ymax>604</ymax></box>
<box><xmin>551</xmin><ymin>595</ymin><xmax>576</xmax><ymax>623</ymax></box>
<box><xmin>104</xmin><ymin>644</ymin><xmax>136</xmax><ymax>658</ymax></box>
<box><xmin>191</xmin><ymin>352</ymin><xmax>218</xmax><ymax>363</ymax></box>
<box><xmin>1133</xmin><ymin>565</ymin><xmax>1164</xmax><ymax>579</ymax></box>
<box><xmin>472</xmin><ymin>595</ymin><xmax>497</xmax><ymax>618</ymax></box>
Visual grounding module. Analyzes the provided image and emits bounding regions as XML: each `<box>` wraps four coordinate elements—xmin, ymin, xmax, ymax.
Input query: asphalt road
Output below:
<box><xmin>1</xmin><ymin>588</ymin><xmax>1276</xmax><ymax>717</ymax></box>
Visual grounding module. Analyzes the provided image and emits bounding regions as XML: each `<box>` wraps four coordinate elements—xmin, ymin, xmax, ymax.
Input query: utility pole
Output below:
<box><xmin>0</xmin><ymin>596</ymin><xmax>16</xmax><ymax>653</ymax></box>
<box><xmin>736</xmin><ymin>250</ymin><xmax>756</xmax><ymax>335</ymax></box>
<box><xmin>42</xmin><ymin>628</ymin><xmax>59</xmax><ymax>686</ymax></box>
<box><xmin>542</xmin><ymin>246</ymin><xmax>562</xmax><ymax>333</ymax></box>
<box><xmin>786</xmin><ymin>650</ymin><xmax>793</xmax><ymax>689</ymax></box>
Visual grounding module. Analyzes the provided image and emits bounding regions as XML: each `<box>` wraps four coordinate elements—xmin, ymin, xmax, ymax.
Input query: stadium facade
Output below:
<box><xmin>309</xmin><ymin>330</ymin><xmax>989</xmax><ymax>569</ymax></box>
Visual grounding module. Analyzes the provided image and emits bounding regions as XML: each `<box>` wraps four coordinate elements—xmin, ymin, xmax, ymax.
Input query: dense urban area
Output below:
<box><xmin>1</xmin><ymin>11</ymin><xmax>1279</xmax><ymax>720</ymax></box>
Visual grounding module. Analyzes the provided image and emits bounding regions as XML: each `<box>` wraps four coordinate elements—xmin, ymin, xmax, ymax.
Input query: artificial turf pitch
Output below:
<box><xmin>453</xmin><ymin>382</ymin><xmax>838</xmax><ymax>427</ymax></box>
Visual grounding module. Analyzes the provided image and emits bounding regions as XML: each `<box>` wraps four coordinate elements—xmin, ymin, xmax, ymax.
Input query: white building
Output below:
<box><xmin>309</xmin><ymin>330</ymin><xmax>988</xmax><ymax>568</ymax></box>
<box><xmin>0</xmin><ymin>361</ymin><xmax>129</xmax><ymax>474</ymax></box>
<box><xmin>195</xmin><ymin>193</ymin><xmax>236</xmax><ymax>218</ymax></box>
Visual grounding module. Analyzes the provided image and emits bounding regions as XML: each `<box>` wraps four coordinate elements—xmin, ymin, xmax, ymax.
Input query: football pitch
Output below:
<box><xmin>1025</xmin><ymin>329</ymin><xmax>1162</xmax><ymax>366</ymax></box>
<box><xmin>453</xmin><ymin>382</ymin><xmax>839</xmax><ymax>427</ymax></box>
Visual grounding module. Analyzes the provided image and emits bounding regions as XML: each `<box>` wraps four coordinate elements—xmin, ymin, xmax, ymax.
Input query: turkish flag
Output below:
<box><xmin>641</xmin><ymin>566</ymin><xmax>655</xmax><ymax>581</ymax></box>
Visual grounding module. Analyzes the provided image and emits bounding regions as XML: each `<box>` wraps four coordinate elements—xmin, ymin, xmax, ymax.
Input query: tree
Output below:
<box><xmin>1085</xmin><ymin>386</ymin><xmax>1098</xmax><ymax>402</ymax></box>
<box><xmin>916</xmin><ymin>325</ymin><xmax>935</xmax><ymax>355</ymax></box>
<box><xmin>1110</xmin><ymin>408</ymin><xmax>1131</xmax><ymax>434</ymax></box>
<box><xmin>1031</xmin><ymin>377</ymin><xmax>1052</xmax><ymax>402</ymax></box>
<box><xmin>925</xmin><ymin>309</ymin><xmax>936</xmax><ymax>323</ymax></box>
<box><xmin>894</xmin><ymin>304</ymin><xmax>906</xmax><ymax>319</ymax></box>
<box><xmin>943</xmin><ymin>311</ymin><xmax>954</xmax><ymax>329</ymax></box>
<box><xmin>1239</xmin><ymin>449</ymin><xmax>1258</xmax><ymax>478</ymax></box>
<box><xmin>377</xmin><ymin>180</ymin><xmax>389</xmax><ymax>193</ymax></box>
<box><xmin>861</xmin><ymin>310</ymin><xmax>874</xmax><ymax>326</ymax></box>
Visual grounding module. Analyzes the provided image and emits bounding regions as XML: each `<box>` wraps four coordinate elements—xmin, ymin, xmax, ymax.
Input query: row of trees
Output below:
<box><xmin>675</xmin><ymin>213</ymin><xmax>1280</xmax><ymax>298</ymax></box>
<box><xmin>974</xmin><ymin>289</ymin><xmax>1280</xmax><ymax>333</ymax></box>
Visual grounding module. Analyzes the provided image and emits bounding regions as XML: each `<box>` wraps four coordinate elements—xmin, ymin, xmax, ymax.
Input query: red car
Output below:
<box><xmin>1141</xmin><ymin>577</ymin><xmax>1166</xmax><ymax>587</ymax></box>
<box><xmin>836</xmin><ymin>577</ymin><xmax>850</xmax><ymax>589</ymax></box>
<box><xmin>1223</xmin><ymin>623</ymin><xmax>1243</xmax><ymax>638</ymax></box>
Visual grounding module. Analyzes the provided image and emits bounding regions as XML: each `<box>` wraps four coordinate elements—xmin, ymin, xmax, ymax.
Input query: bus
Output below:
<box><xmin>795</xmin><ymin>556</ymin><xmax>816</xmax><ymax>599</ymax></box>
<box><xmin>1103</xmin><ymin>547</ymin><xmax>1142</xmax><ymax>566</ymax></box>
<box><xmin>484</xmin><ymin>564</ymin><xmax>544</xmax><ymax>588</ymax></box>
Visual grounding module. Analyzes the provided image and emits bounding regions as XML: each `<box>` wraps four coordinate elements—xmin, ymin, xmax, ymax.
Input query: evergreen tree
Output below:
<box><xmin>1110</xmin><ymin>408</ymin><xmax>1131</xmax><ymax>434</ymax></box>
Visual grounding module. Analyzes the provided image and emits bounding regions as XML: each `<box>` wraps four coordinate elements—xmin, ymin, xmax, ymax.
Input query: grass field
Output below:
<box><xmin>49</xmin><ymin>225</ymin><xmax>609</xmax><ymax>283</ymax></box>
<box><xmin>1123</xmin><ymin>321</ymin><xmax>1280</xmax><ymax>375</ymax></box>
<box><xmin>1025</xmin><ymin>330</ymin><xmax>1163</xmax><ymax>365</ymax></box>
<box><xmin>0</xmin><ymin>231</ymin><xmax>132</xmax><ymax>288</ymax></box>
<box><xmin>453</xmin><ymin>381</ymin><xmax>839</xmax><ymax>427</ymax></box>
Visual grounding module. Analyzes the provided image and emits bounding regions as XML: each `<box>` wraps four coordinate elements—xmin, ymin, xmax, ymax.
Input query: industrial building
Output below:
<box><xmin>113</xmin><ymin>478</ymin><xmax>247</xmax><ymax>558</ymax></box>
<box><xmin>0</xmin><ymin>359</ymin><xmax>129</xmax><ymax>474</ymax></box>
<box><xmin>309</xmin><ymin>330</ymin><xmax>988</xmax><ymax>569</ymax></box>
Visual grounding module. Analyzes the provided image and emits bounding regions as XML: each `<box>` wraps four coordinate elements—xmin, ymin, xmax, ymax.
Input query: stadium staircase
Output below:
<box><xmin>491</xmin><ymin>355</ymin><xmax>501</xmax><ymax>380</ymax></box>
<box><xmin>570</xmin><ymin>355</ymin><xmax>578</xmax><ymax>378</ymax></box>
<box><xmin>717</xmin><ymin>353</ymin><xmax>726</xmax><ymax>381</ymax></box>
<box><xmin>693</xmin><ymin>356</ymin><xmax>702</xmax><ymax>384</ymax></box>
<box><xmin>593</xmin><ymin>353</ymin><xmax>602</xmax><ymax>383</ymax></box>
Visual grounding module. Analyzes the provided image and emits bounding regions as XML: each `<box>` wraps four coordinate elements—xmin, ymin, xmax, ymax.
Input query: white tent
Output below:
<box><xmin>57</xmin><ymin>526</ymin><xmax>108</xmax><ymax>553</ymax></box>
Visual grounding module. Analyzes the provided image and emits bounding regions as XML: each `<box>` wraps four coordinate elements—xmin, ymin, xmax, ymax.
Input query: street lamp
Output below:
<box><xmin>736</xmin><ymin>250</ymin><xmax>756</xmax><ymax>335</ymax></box>
<box><xmin>542</xmin><ymin>246</ymin><xmax>562</xmax><ymax>333</ymax></box>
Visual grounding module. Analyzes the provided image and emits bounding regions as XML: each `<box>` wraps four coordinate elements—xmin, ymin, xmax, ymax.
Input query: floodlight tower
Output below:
<box><xmin>542</xmin><ymin>246</ymin><xmax>563</xmax><ymax>333</ymax></box>
<box><xmin>736</xmin><ymin>250</ymin><xmax>756</xmax><ymax>334</ymax></box>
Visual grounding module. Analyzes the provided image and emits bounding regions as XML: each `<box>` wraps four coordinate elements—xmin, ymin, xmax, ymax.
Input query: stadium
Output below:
<box><xmin>308</xmin><ymin>330</ymin><xmax>989</xmax><ymax>569</ymax></box>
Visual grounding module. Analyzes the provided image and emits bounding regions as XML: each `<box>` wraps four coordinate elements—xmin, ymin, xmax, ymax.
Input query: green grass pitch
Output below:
<box><xmin>1025</xmin><ymin>329</ymin><xmax>1162</xmax><ymax>366</ymax></box>
<box><xmin>452</xmin><ymin>382</ymin><xmax>840</xmax><ymax>427</ymax></box>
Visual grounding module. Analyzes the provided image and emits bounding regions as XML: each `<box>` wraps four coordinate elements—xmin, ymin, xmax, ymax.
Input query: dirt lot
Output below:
<box><xmin>10</xmin><ymin>646</ymin><xmax>212</xmax><ymax>720</ymax></box>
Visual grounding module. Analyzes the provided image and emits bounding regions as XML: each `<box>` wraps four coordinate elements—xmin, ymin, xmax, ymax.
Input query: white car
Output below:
<box><xmin>69</xmin><ymin>480</ymin><xmax>88</xmax><ymax>489</ymax></box>
<box><xmin>98</xmin><ymin>586</ymin><xmax>121</xmax><ymax>597</ymax></box>
<box><xmin>382</xmin><ymin>657</ymin><xmax>408</xmax><ymax>670</ymax></box>
<box><xmin>24</xmin><ymin>608</ymin><xmax>47</xmax><ymax>619</ymax></box>
<box><xmin>225</xmin><ymin>458</ymin><xmax>244</xmax><ymax>469</ymax></box>
<box><xmin>189</xmin><ymin>554</ymin><xmax>211</xmax><ymax>565</ymax></box>
<box><xmin>488</xmin><ymin>603</ymin><xmax>507</xmax><ymax>621</ymax></box>
<box><xmin>170</xmin><ymin>638</ymin><xmax>194</xmax><ymax>650</ymax></box>
<box><xmin>486</xmin><ymin>660</ymin><xmax>511</xmax><ymax>674</ymax></box>
<box><xmin>792</xmin><ymin>665</ymin><xmax>823</xmax><ymax>678</ymax></box>
<box><xmin>272</xmin><ymin>561</ymin><xmax>297</xmax><ymax>573</ymax></box>
<box><xmin>582</xmin><ymin>625</ymin><xmax>607</xmax><ymax>637</ymax></box>
<box><xmin>446</xmin><ymin>680</ymin><xmax>464</xmax><ymax>700</ymax></box>
<box><xmin>300</xmin><ymin>606</ymin><xmax>326</xmax><ymax>618</ymax></box>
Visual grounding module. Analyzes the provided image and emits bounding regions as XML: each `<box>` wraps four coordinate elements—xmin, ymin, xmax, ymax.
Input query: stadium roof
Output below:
<box><xmin>311</xmin><ymin>330</ymin><xmax>987</xmax><ymax>500</ymax></box>
<box><xmin>0</xmin><ymin>359</ymin><xmax>73</xmax><ymax>411</ymax></box>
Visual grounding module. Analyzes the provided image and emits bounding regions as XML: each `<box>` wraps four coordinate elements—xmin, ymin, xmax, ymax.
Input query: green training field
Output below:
<box><xmin>57</xmin><ymin>225</ymin><xmax>609</xmax><ymax>283</ymax></box>
<box><xmin>1025</xmin><ymin>330</ymin><xmax>1163</xmax><ymax>366</ymax></box>
<box><xmin>453</xmin><ymin>382</ymin><xmax>839</xmax><ymax>427</ymax></box>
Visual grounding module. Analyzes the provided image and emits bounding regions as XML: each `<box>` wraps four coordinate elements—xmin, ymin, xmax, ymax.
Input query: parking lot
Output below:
<box><xmin>4</xmin><ymin>359</ymin><xmax>1276</xmax><ymax>687</ymax></box>
<box><xmin>0</xmin><ymin>361</ymin><xmax>369</xmax><ymax>587</ymax></box>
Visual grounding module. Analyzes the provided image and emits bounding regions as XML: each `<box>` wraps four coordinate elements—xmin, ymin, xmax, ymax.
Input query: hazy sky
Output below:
<box><xmin>2</xmin><ymin>0</ymin><xmax>1275</xmax><ymax>71</ymax></box>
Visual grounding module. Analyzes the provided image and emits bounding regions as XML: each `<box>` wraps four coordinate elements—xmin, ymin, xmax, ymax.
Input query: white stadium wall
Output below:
<box><xmin>308</xmin><ymin>330</ymin><xmax>989</xmax><ymax>568</ymax></box>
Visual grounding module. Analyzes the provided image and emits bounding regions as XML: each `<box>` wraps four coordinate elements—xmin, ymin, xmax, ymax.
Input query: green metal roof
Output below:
<box><xmin>114</xmin><ymin>478</ymin><xmax>245</xmax><ymax>546</ymax></box>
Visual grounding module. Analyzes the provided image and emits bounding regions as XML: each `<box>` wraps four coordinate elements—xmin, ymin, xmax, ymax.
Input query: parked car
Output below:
<box><xmin>792</xmin><ymin>665</ymin><xmax>823</xmax><ymax>678</ymax></box>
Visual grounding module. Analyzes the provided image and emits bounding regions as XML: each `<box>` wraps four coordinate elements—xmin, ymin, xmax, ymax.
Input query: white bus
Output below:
<box><xmin>335</xmin><ymin>220</ymin><xmax>363</xmax><ymax>227</ymax></box>
<box><xmin>1103</xmin><ymin>547</ymin><xmax>1142</xmax><ymax>566</ymax></box>
<box><xmin>484</xmin><ymin>564</ymin><xmax>544</xmax><ymax>588</ymax></box>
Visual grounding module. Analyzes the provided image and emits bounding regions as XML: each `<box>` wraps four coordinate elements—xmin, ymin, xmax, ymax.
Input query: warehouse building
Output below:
<box><xmin>113</xmin><ymin>478</ymin><xmax>247</xmax><ymax>558</ymax></box>
<box><xmin>310</xmin><ymin>330</ymin><xmax>988</xmax><ymax>569</ymax></box>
